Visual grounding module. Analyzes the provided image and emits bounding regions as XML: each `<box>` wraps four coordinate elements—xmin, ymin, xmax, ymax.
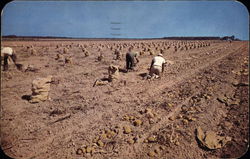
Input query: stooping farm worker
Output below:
<box><xmin>1</xmin><ymin>47</ymin><xmax>17</xmax><ymax>71</ymax></box>
<box><xmin>149</xmin><ymin>52</ymin><xmax>166</xmax><ymax>78</ymax></box>
<box><xmin>125</xmin><ymin>47</ymin><xmax>139</xmax><ymax>71</ymax></box>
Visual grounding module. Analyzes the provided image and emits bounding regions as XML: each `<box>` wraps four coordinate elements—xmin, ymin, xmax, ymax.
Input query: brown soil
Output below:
<box><xmin>1</xmin><ymin>39</ymin><xmax>249</xmax><ymax>159</ymax></box>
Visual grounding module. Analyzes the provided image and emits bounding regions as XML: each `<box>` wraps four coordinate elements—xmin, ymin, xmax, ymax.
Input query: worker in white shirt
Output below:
<box><xmin>149</xmin><ymin>52</ymin><xmax>166</xmax><ymax>78</ymax></box>
<box><xmin>1</xmin><ymin>47</ymin><xmax>17</xmax><ymax>71</ymax></box>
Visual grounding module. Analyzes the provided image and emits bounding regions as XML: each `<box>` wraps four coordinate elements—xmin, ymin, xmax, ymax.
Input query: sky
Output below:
<box><xmin>1</xmin><ymin>0</ymin><xmax>249</xmax><ymax>40</ymax></box>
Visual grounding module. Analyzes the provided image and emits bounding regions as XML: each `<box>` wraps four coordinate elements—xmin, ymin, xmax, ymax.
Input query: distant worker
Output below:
<box><xmin>126</xmin><ymin>47</ymin><xmax>139</xmax><ymax>71</ymax></box>
<box><xmin>149</xmin><ymin>51</ymin><xmax>166</xmax><ymax>78</ymax></box>
<box><xmin>1</xmin><ymin>47</ymin><xmax>17</xmax><ymax>71</ymax></box>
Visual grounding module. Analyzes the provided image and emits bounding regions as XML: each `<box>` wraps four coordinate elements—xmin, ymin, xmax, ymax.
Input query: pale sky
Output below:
<box><xmin>2</xmin><ymin>1</ymin><xmax>249</xmax><ymax>40</ymax></box>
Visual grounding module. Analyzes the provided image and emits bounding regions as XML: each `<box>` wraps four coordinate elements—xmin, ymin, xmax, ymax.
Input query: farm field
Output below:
<box><xmin>1</xmin><ymin>39</ymin><xmax>249</xmax><ymax>159</ymax></box>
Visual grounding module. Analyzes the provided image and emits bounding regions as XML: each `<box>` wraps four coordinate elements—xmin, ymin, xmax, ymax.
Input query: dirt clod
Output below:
<box><xmin>133</xmin><ymin>119</ymin><xmax>142</xmax><ymax>126</ymax></box>
<box><xmin>123</xmin><ymin>126</ymin><xmax>132</xmax><ymax>134</ymax></box>
<box><xmin>128</xmin><ymin>138</ymin><xmax>135</xmax><ymax>144</ymax></box>
<box><xmin>148</xmin><ymin>150</ymin><xmax>157</xmax><ymax>157</ymax></box>
<box><xmin>147</xmin><ymin>136</ymin><xmax>157</xmax><ymax>143</ymax></box>
<box><xmin>86</xmin><ymin>146</ymin><xmax>94</xmax><ymax>153</ymax></box>
<box><xmin>76</xmin><ymin>148</ymin><xmax>84</xmax><ymax>155</ymax></box>
<box><xmin>97</xmin><ymin>140</ymin><xmax>104</xmax><ymax>147</ymax></box>
<box><xmin>196</xmin><ymin>127</ymin><xmax>232</xmax><ymax>150</ymax></box>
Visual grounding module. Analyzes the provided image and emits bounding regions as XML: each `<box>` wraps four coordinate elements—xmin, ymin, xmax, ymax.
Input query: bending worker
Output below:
<box><xmin>1</xmin><ymin>47</ymin><xmax>17</xmax><ymax>71</ymax></box>
<box><xmin>126</xmin><ymin>47</ymin><xmax>139</xmax><ymax>71</ymax></box>
<box><xmin>149</xmin><ymin>52</ymin><xmax>166</xmax><ymax>78</ymax></box>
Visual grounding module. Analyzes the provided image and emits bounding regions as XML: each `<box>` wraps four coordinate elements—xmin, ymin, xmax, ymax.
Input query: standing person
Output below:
<box><xmin>1</xmin><ymin>47</ymin><xmax>17</xmax><ymax>71</ymax></box>
<box><xmin>149</xmin><ymin>52</ymin><xmax>166</xmax><ymax>78</ymax></box>
<box><xmin>126</xmin><ymin>47</ymin><xmax>139</xmax><ymax>71</ymax></box>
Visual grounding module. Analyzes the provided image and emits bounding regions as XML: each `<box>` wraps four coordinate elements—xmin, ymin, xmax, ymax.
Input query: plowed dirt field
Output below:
<box><xmin>1</xmin><ymin>39</ymin><xmax>249</xmax><ymax>159</ymax></box>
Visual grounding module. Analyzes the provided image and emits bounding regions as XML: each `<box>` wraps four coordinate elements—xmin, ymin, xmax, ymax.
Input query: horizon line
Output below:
<box><xmin>2</xmin><ymin>35</ymin><xmax>241</xmax><ymax>40</ymax></box>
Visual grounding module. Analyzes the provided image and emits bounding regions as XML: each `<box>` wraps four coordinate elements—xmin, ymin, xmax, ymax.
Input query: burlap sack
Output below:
<box><xmin>108</xmin><ymin>65</ymin><xmax>119</xmax><ymax>81</ymax></box>
<box><xmin>30</xmin><ymin>75</ymin><xmax>52</xmax><ymax>103</ymax></box>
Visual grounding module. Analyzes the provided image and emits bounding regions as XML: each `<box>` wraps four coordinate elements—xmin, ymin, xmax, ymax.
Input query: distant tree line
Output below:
<box><xmin>220</xmin><ymin>35</ymin><xmax>240</xmax><ymax>41</ymax></box>
<box><xmin>163</xmin><ymin>35</ymin><xmax>240</xmax><ymax>41</ymax></box>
